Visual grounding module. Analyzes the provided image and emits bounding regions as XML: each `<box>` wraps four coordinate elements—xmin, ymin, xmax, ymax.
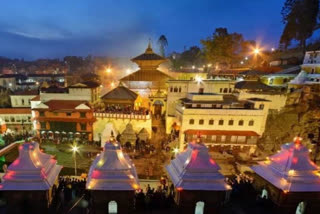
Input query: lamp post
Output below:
<box><xmin>71</xmin><ymin>145</ymin><xmax>79</xmax><ymax>176</ymax></box>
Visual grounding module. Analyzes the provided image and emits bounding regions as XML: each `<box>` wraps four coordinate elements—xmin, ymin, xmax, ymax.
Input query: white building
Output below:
<box><xmin>10</xmin><ymin>89</ymin><xmax>39</xmax><ymax>108</ymax></box>
<box><xmin>166</xmin><ymin>79</ymin><xmax>236</xmax><ymax>118</ymax></box>
<box><xmin>0</xmin><ymin>108</ymin><xmax>33</xmax><ymax>134</ymax></box>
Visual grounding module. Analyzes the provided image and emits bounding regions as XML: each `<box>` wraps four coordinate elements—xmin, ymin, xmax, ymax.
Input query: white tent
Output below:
<box><xmin>251</xmin><ymin>142</ymin><xmax>320</xmax><ymax>192</ymax></box>
<box><xmin>86</xmin><ymin>141</ymin><xmax>139</xmax><ymax>191</ymax></box>
<box><xmin>166</xmin><ymin>143</ymin><xmax>231</xmax><ymax>191</ymax></box>
<box><xmin>0</xmin><ymin>142</ymin><xmax>62</xmax><ymax>190</ymax></box>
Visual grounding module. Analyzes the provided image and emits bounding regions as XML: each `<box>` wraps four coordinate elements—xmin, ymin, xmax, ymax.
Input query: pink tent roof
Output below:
<box><xmin>86</xmin><ymin>141</ymin><xmax>139</xmax><ymax>191</ymax></box>
<box><xmin>166</xmin><ymin>143</ymin><xmax>231</xmax><ymax>191</ymax></box>
<box><xmin>0</xmin><ymin>142</ymin><xmax>62</xmax><ymax>190</ymax></box>
<box><xmin>251</xmin><ymin>142</ymin><xmax>320</xmax><ymax>192</ymax></box>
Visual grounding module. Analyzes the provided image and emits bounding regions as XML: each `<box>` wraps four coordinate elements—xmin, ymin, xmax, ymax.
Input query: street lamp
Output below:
<box><xmin>254</xmin><ymin>48</ymin><xmax>260</xmax><ymax>55</ymax></box>
<box><xmin>106</xmin><ymin>68</ymin><xmax>111</xmax><ymax>73</ymax></box>
<box><xmin>173</xmin><ymin>147</ymin><xmax>179</xmax><ymax>156</ymax></box>
<box><xmin>71</xmin><ymin>145</ymin><xmax>79</xmax><ymax>176</ymax></box>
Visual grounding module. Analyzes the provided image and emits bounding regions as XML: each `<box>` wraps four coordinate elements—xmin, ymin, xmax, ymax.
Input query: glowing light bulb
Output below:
<box><xmin>288</xmin><ymin>170</ymin><xmax>295</xmax><ymax>176</ymax></box>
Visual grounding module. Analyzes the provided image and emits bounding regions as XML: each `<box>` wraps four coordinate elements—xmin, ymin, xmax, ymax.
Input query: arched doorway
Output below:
<box><xmin>153</xmin><ymin>100</ymin><xmax>164</xmax><ymax>117</ymax></box>
<box><xmin>108</xmin><ymin>200</ymin><xmax>117</xmax><ymax>214</ymax></box>
<box><xmin>195</xmin><ymin>201</ymin><xmax>205</xmax><ymax>214</ymax></box>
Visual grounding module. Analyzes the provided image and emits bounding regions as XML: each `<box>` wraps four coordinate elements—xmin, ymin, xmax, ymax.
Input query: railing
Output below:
<box><xmin>94</xmin><ymin>112</ymin><xmax>151</xmax><ymax>120</ymax></box>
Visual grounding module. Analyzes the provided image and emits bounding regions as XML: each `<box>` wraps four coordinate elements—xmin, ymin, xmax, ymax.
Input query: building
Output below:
<box><xmin>260</xmin><ymin>66</ymin><xmax>301</xmax><ymax>87</ymax></box>
<box><xmin>94</xmin><ymin>83</ymin><xmax>151</xmax><ymax>146</ymax></box>
<box><xmin>251</xmin><ymin>139</ymin><xmax>320</xmax><ymax>214</ymax></box>
<box><xmin>10</xmin><ymin>89</ymin><xmax>39</xmax><ymax>108</ymax></box>
<box><xmin>166</xmin><ymin>142</ymin><xmax>231</xmax><ymax>214</ymax></box>
<box><xmin>168</xmin><ymin>68</ymin><xmax>208</xmax><ymax>80</ymax></box>
<box><xmin>32</xmin><ymin>100</ymin><xmax>95</xmax><ymax>142</ymax></box>
<box><xmin>68</xmin><ymin>81</ymin><xmax>101</xmax><ymax>104</ymax></box>
<box><xmin>301</xmin><ymin>50</ymin><xmax>320</xmax><ymax>73</ymax></box>
<box><xmin>0</xmin><ymin>108</ymin><xmax>32</xmax><ymax>135</ymax></box>
<box><xmin>0</xmin><ymin>141</ymin><xmax>62</xmax><ymax>214</ymax></box>
<box><xmin>86</xmin><ymin>141</ymin><xmax>139</xmax><ymax>214</ymax></box>
<box><xmin>37</xmin><ymin>80</ymin><xmax>101</xmax><ymax>104</ymax></box>
<box><xmin>166</xmin><ymin>79</ymin><xmax>236</xmax><ymax>119</ymax></box>
<box><xmin>101</xmin><ymin>83</ymin><xmax>140</xmax><ymax>110</ymax></box>
<box><xmin>120</xmin><ymin>42</ymin><xmax>173</xmax><ymax>115</ymax></box>
<box><xmin>234</xmin><ymin>81</ymin><xmax>287</xmax><ymax>111</ymax></box>
<box><xmin>0</xmin><ymin>74</ymin><xmax>17</xmax><ymax>90</ymax></box>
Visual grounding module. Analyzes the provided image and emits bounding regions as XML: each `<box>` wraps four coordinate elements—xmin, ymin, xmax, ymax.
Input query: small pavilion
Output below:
<box><xmin>251</xmin><ymin>138</ymin><xmax>320</xmax><ymax>214</ymax></box>
<box><xmin>0</xmin><ymin>141</ymin><xmax>62</xmax><ymax>214</ymax></box>
<box><xmin>86</xmin><ymin>140</ymin><xmax>139</xmax><ymax>214</ymax></box>
<box><xmin>166</xmin><ymin>142</ymin><xmax>231</xmax><ymax>214</ymax></box>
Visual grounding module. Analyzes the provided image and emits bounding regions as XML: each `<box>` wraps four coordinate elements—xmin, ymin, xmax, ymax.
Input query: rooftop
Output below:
<box><xmin>235</xmin><ymin>81</ymin><xmax>276</xmax><ymax>91</ymax></box>
<box><xmin>0</xmin><ymin>142</ymin><xmax>62</xmax><ymax>190</ymax></box>
<box><xmin>166</xmin><ymin>142</ymin><xmax>230</xmax><ymax>190</ymax></box>
<box><xmin>37</xmin><ymin>100</ymin><xmax>90</xmax><ymax>111</ymax></box>
<box><xmin>101</xmin><ymin>84</ymin><xmax>138</xmax><ymax>100</ymax></box>
<box><xmin>86</xmin><ymin>141</ymin><xmax>139</xmax><ymax>191</ymax></box>
<box><xmin>251</xmin><ymin>141</ymin><xmax>320</xmax><ymax>192</ymax></box>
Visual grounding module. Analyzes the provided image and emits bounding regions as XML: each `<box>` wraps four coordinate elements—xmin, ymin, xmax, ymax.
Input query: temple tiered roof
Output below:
<box><xmin>86</xmin><ymin>141</ymin><xmax>139</xmax><ymax>191</ymax></box>
<box><xmin>251</xmin><ymin>141</ymin><xmax>320</xmax><ymax>192</ymax></box>
<box><xmin>0</xmin><ymin>142</ymin><xmax>62</xmax><ymax>190</ymax></box>
<box><xmin>166</xmin><ymin>143</ymin><xmax>231</xmax><ymax>191</ymax></box>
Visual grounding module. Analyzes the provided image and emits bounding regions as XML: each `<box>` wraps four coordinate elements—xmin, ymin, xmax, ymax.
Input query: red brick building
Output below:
<box><xmin>32</xmin><ymin>100</ymin><xmax>95</xmax><ymax>141</ymax></box>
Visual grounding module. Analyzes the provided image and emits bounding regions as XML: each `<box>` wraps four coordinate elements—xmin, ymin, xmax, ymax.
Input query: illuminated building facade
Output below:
<box><xmin>120</xmin><ymin>42</ymin><xmax>173</xmax><ymax>116</ymax></box>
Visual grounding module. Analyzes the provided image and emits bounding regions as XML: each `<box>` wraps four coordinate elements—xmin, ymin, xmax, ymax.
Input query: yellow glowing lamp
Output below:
<box><xmin>288</xmin><ymin>170</ymin><xmax>295</xmax><ymax>176</ymax></box>
<box><xmin>254</xmin><ymin>48</ymin><xmax>260</xmax><ymax>54</ymax></box>
<box><xmin>132</xmin><ymin>183</ymin><xmax>139</xmax><ymax>190</ymax></box>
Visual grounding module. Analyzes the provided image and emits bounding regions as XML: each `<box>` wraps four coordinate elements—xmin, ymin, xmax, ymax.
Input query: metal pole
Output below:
<box><xmin>74</xmin><ymin>152</ymin><xmax>77</xmax><ymax>176</ymax></box>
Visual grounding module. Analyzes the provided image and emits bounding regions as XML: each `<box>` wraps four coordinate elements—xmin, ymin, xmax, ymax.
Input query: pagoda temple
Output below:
<box><xmin>166</xmin><ymin>142</ymin><xmax>231</xmax><ymax>214</ymax></box>
<box><xmin>120</xmin><ymin>42</ymin><xmax>172</xmax><ymax>116</ymax></box>
<box><xmin>251</xmin><ymin>139</ymin><xmax>320</xmax><ymax>214</ymax></box>
<box><xmin>86</xmin><ymin>140</ymin><xmax>139</xmax><ymax>214</ymax></box>
<box><xmin>0</xmin><ymin>141</ymin><xmax>62</xmax><ymax>214</ymax></box>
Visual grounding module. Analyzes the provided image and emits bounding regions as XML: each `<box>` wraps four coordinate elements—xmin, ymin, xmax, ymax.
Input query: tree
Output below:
<box><xmin>169</xmin><ymin>46</ymin><xmax>205</xmax><ymax>70</ymax></box>
<box><xmin>201</xmin><ymin>28</ymin><xmax>249</xmax><ymax>68</ymax></box>
<box><xmin>280</xmin><ymin>0</ymin><xmax>319</xmax><ymax>50</ymax></box>
<box><xmin>157</xmin><ymin>35</ymin><xmax>168</xmax><ymax>57</ymax></box>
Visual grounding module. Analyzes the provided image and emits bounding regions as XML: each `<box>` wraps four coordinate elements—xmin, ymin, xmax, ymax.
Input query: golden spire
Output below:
<box><xmin>145</xmin><ymin>39</ymin><xmax>153</xmax><ymax>54</ymax></box>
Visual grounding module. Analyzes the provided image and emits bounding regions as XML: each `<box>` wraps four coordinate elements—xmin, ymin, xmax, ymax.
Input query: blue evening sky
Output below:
<box><xmin>0</xmin><ymin>0</ymin><xmax>285</xmax><ymax>59</ymax></box>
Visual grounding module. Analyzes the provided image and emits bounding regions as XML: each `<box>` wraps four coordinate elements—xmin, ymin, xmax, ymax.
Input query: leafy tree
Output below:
<box><xmin>157</xmin><ymin>35</ymin><xmax>168</xmax><ymax>57</ymax></box>
<box><xmin>280</xmin><ymin>0</ymin><xmax>319</xmax><ymax>50</ymax></box>
<box><xmin>201</xmin><ymin>28</ymin><xmax>250</xmax><ymax>68</ymax></box>
<box><xmin>169</xmin><ymin>46</ymin><xmax>205</xmax><ymax>70</ymax></box>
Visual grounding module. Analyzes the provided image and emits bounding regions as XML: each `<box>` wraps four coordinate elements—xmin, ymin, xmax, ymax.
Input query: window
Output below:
<box><xmin>259</xmin><ymin>104</ymin><xmax>264</xmax><ymax>110</ymax></box>
<box><xmin>228</xmin><ymin>120</ymin><xmax>234</xmax><ymax>126</ymax></box>
<box><xmin>221</xmin><ymin>135</ymin><xmax>226</xmax><ymax>142</ymax></box>
<box><xmin>229</xmin><ymin>88</ymin><xmax>232</xmax><ymax>93</ymax></box>
<box><xmin>21</xmin><ymin>99</ymin><xmax>25</xmax><ymax>105</ymax></box>
<box><xmin>80</xmin><ymin>123</ymin><xmax>86</xmax><ymax>130</ymax></box>
<box><xmin>199</xmin><ymin>119</ymin><xmax>204</xmax><ymax>125</ymax></box>
<box><xmin>28</xmin><ymin>116</ymin><xmax>31</xmax><ymax>122</ymax></box>
<box><xmin>196</xmin><ymin>104</ymin><xmax>201</xmax><ymax>108</ymax></box>
<box><xmin>40</xmin><ymin>122</ymin><xmax>46</xmax><ymax>129</ymax></box>
<box><xmin>231</xmin><ymin>136</ymin><xmax>237</xmax><ymax>142</ymax></box>
<box><xmin>174</xmin><ymin>87</ymin><xmax>178</xmax><ymax>92</ymax></box>
<box><xmin>249</xmin><ymin>120</ymin><xmax>254</xmax><ymax>126</ymax></box>
<box><xmin>178</xmin><ymin>87</ymin><xmax>182</xmax><ymax>92</ymax></box>
<box><xmin>238</xmin><ymin>120</ymin><xmax>244</xmax><ymax>126</ymax></box>
<box><xmin>170</xmin><ymin>87</ymin><xmax>173</xmax><ymax>92</ymax></box>
<box><xmin>211</xmin><ymin>135</ymin><xmax>216</xmax><ymax>142</ymax></box>
<box><xmin>10</xmin><ymin>117</ymin><xmax>15</xmax><ymax>122</ymax></box>
<box><xmin>218</xmin><ymin>120</ymin><xmax>224</xmax><ymax>125</ymax></box>
<box><xmin>66</xmin><ymin>112</ymin><xmax>72</xmax><ymax>116</ymax></box>
<box><xmin>40</xmin><ymin>111</ymin><xmax>45</xmax><ymax>117</ymax></box>
<box><xmin>80</xmin><ymin>112</ymin><xmax>86</xmax><ymax>118</ymax></box>
<box><xmin>223</xmin><ymin>88</ymin><xmax>228</xmax><ymax>93</ymax></box>
<box><xmin>189</xmin><ymin>119</ymin><xmax>194</xmax><ymax>125</ymax></box>
<box><xmin>199</xmin><ymin>88</ymin><xmax>204</xmax><ymax>94</ymax></box>
<box><xmin>269</xmin><ymin>78</ymin><xmax>274</xmax><ymax>85</ymax></box>
<box><xmin>209</xmin><ymin>119</ymin><xmax>214</xmax><ymax>125</ymax></box>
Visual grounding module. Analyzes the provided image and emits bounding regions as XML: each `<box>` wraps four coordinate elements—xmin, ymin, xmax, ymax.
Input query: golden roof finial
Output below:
<box><xmin>145</xmin><ymin>39</ymin><xmax>153</xmax><ymax>53</ymax></box>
